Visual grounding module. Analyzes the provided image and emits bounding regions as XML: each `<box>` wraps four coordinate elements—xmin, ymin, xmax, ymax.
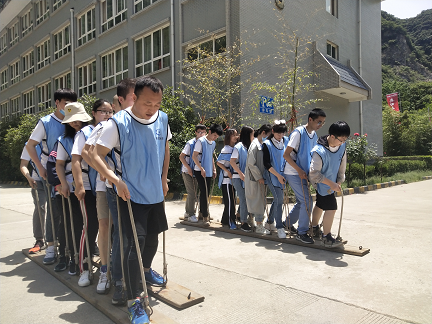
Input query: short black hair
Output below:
<box><xmin>117</xmin><ymin>78</ymin><xmax>136</xmax><ymax>102</ymax></box>
<box><xmin>328</xmin><ymin>121</ymin><xmax>350</xmax><ymax>138</ymax></box>
<box><xmin>54</xmin><ymin>88</ymin><xmax>77</xmax><ymax>102</ymax></box>
<box><xmin>254</xmin><ymin>124</ymin><xmax>272</xmax><ymax>137</ymax></box>
<box><xmin>209</xmin><ymin>124</ymin><xmax>223</xmax><ymax>136</ymax></box>
<box><xmin>267</xmin><ymin>122</ymin><xmax>288</xmax><ymax>140</ymax></box>
<box><xmin>134</xmin><ymin>76</ymin><xmax>164</xmax><ymax>98</ymax></box>
<box><xmin>195</xmin><ymin>124</ymin><xmax>206</xmax><ymax>132</ymax></box>
<box><xmin>239</xmin><ymin>126</ymin><xmax>254</xmax><ymax>150</ymax></box>
<box><xmin>309</xmin><ymin>108</ymin><xmax>326</xmax><ymax>120</ymax></box>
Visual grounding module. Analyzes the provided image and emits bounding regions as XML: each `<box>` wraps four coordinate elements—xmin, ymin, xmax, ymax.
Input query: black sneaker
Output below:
<box><xmin>68</xmin><ymin>259</ymin><xmax>77</xmax><ymax>276</ymax></box>
<box><xmin>296</xmin><ymin>233</ymin><xmax>314</xmax><ymax>244</ymax></box>
<box><xmin>321</xmin><ymin>233</ymin><xmax>343</xmax><ymax>248</ymax></box>
<box><xmin>93</xmin><ymin>243</ymin><xmax>100</xmax><ymax>256</ymax></box>
<box><xmin>240</xmin><ymin>223</ymin><xmax>252</xmax><ymax>232</ymax></box>
<box><xmin>112</xmin><ymin>284</ymin><xmax>127</xmax><ymax>305</ymax></box>
<box><xmin>54</xmin><ymin>256</ymin><xmax>69</xmax><ymax>272</ymax></box>
<box><xmin>289</xmin><ymin>226</ymin><xmax>298</xmax><ymax>234</ymax></box>
<box><xmin>313</xmin><ymin>225</ymin><xmax>322</xmax><ymax>239</ymax></box>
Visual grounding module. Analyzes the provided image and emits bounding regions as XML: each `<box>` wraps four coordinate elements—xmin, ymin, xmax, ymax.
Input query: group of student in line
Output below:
<box><xmin>179</xmin><ymin>108</ymin><xmax>350</xmax><ymax>247</ymax></box>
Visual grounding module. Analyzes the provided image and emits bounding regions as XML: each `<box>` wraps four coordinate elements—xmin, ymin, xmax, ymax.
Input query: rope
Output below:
<box><xmin>283</xmin><ymin>183</ymin><xmax>291</xmax><ymax>238</ymax></box>
<box><xmin>46</xmin><ymin>184</ymin><xmax>58</xmax><ymax>255</ymax></box>
<box><xmin>34</xmin><ymin>188</ymin><xmax>47</xmax><ymax>247</ymax></box>
<box><xmin>67</xmin><ymin>196</ymin><xmax>79</xmax><ymax>265</ymax></box>
<box><xmin>61</xmin><ymin>196</ymin><xmax>70</xmax><ymax>258</ymax></box>
<box><xmin>79</xmin><ymin>200</ymin><xmax>93</xmax><ymax>281</ymax></box>
<box><xmin>192</xmin><ymin>175</ymin><xmax>199</xmax><ymax>218</ymax></box>
<box><xmin>115</xmin><ymin>196</ymin><xmax>127</xmax><ymax>303</ymax></box>
<box><xmin>336</xmin><ymin>190</ymin><xmax>344</xmax><ymax>242</ymax></box>
<box><xmin>162</xmin><ymin>200</ymin><xmax>168</xmax><ymax>286</ymax></box>
<box><xmin>105</xmin><ymin>211</ymin><xmax>112</xmax><ymax>292</ymax></box>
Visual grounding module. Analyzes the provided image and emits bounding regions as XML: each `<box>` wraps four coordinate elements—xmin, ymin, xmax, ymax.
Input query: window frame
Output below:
<box><xmin>0</xmin><ymin>33</ymin><xmax>7</xmax><ymax>56</ymax></box>
<box><xmin>101</xmin><ymin>45</ymin><xmax>128</xmax><ymax>89</ymax></box>
<box><xmin>53</xmin><ymin>25</ymin><xmax>71</xmax><ymax>60</ymax></box>
<box><xmin>185</xmin><ymin>34</ymin><xmax>227</xmax><ymax>62</ymax></box>
<box><xmin>23</xmin><ymin>90</ymin><xmax>35</xmax><ymax>115</ymax></box>
<box><xmin>0</xmin><ymin>101</ymin><xmax>8</xmax><ymax>120</ymax></box>
<box><xmin>21</xmin><ymin>9</ymin><xmax>34</xmax><ymax>38</ymax></box>
<box><xmin>0</xmin><ymin>69</ymin><xmax>7</xmax><ymax>91</ymax></box>
<box><xmin>37</xmin><ymin>81</ymin><xmax>52</xmax><ymax>112</ymax></box>
<box><xmin>10</xmin><ymin>60</ymin><xmax>20</xmax><ymax>85</ymax></box>
<box><xmin>10</xmin><ymin>96</ymin><xmax>20</xmax><ymax>118</ymax></box>
<box><xmin>54</xmin><ymin>72</ymin><xmax>71</xmax><ymax>90</ymax></box>
<box><xmin>77</xmin><ymin>7</ymin><xmax>96</xmax><ymax>47</ymax></box>
<box><xmin>326</xmin><ymin>41</ymin><xmax>339</xmax><ymax>60</ymax></box>
<box><xmin>8</xmin><ymin>20</ymin><xmax>19</xmax><ymax>47</ymax></box>
<box><xmin>53</xmin><ymin>0</ymin><xmax>67</xmax><ymax>12</ymax></box>
<box><xmin>37</xmin><ymin>38</ymin><xmax>51</xmax><ymax>69</ymax></box>
<box><xmin>134</xmin><ymin>0</ymin><xmax>158</xmax><ymax>13</ymax></box>
<box><xmin>22</xmin><ymin>50</ymin><xmax>35</xmax><ymax>78</ymax></box>
<box><xmin>326</xmin><ymin>0</ymin><xmax>338</xmax><ymax>17</ymax></box>
<box><xmin>101</xmin><ymin>0</ymin><xmax>127</xmax><ymax>33</ymax></box>
<box><xmin>78</xmin><ymin>60</ymin><xmax>97</xmax><ymax>97</ymax></box>
<box><xmin>36</xmin><ymin>0</ymin><xmax>50</xmax><ymax>26</ymax></box>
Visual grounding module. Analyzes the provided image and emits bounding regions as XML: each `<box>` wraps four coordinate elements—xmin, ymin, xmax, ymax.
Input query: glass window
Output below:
<box><xmin>23</xmin><ymin>90</ymin><xmax>35</xmax><ymax>115</ymax></box>
<box><xmin>37</xmin><ymin>39</ymin><xmax>50</xmax><ymax>69</ymax></box>
<box><xmin>326</xmin><ymin>0</ymin><xmax>338</xmax><ymax>17</ymax></box>
<box><xmin>327</xmin><ymin>42</ymin><xmax>338</xmax><ymax>60</ymax></box>
<box><xmin>54</xmin><ymin>25</ymin><xmax>71</xmax><ymax>60</ymax></box>
<box><xmin>0</xmin><ymin>69</ymin><xmax>7</xmax><ymax>91</ymax></box>
<box><xmin>101</xmin><ymin>45</ymin><xmax>128</xmax><ymax>89</ymax></box>
<box><xmin>53</xmin><ymin>0</ymin><xmax>67</xmax><ymax>12</ymax></box>
<box><xmin>78</xmin><ymin>60</ymin><xmax>97</xmax><ymax>96</ymax></box>
<box><xmin>134</xmin><ymin>0</ymin><xmax>157</xmax><ymax>13</ymax></box>
<box><xmin>101</xmin><ymin>0</ymin><xmax>127</xmax><ymax>33</ymax></box>
<box><xmin>37</xmin><ymin>82</ymin><xmax>52</xmax><ymax>111</ymax></box>
<box><xmin>36</xmin><ymin>0</ymin><xmax>49</xmax><ymax>26</ymax></box>
<box><xmin>0</xmin><ymin>101</ymin><xmax>8</xmax><ymax>120</ymax></box>
<box><xmin>10</xmin><ymin>61</ymin><xmax>20</xmax><ymax>85</ymax></box>
<box><xmin>22</xmin><ymin>51</ymin><xmax>35</xmax><ymax>78</ymax></box>
<box><xmin>21</xmin><ymin>10</ymin><xmax>33</xmax><ymax>38</ymax></box>
<box><xmin>78</xmin><ymin>7</ymin><xmax>96</xmax><ymax>46</ymax></box>
<box><xmin>54</xmin><ymin>72</ymin><xmax>71</xmax><ymax>90</ymax></box>
<box><xmin>187</xmin><ymin>35</ymin><xmax>226</xmax><ymax>61</ymax></box>
<box><xmin>0</xmin><ymin>33</ymin><xmax>7</xmax><ymax>56</ymax></box>
<box><xmin>8</xmin><ymin>21</ymin><xmax>19</xmax><ymax>47</ymax></box>
<box><xmin>11</xmin><ymin>96</ymin><xmax>20</xmax><ymax>118</ymax></box>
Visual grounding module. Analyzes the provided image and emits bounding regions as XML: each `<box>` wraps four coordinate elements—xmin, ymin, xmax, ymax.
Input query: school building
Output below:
<box><xmin>0</xmin><ymin>0</ymin><xmax>383</xmax><ymax>152</ymax></box>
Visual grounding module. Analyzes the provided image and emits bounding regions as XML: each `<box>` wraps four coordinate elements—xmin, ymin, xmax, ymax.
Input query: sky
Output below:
<box><xmin>381</xmin><ymin>0</ymin><xmax>432</xmax><ymax>19</ymax></box>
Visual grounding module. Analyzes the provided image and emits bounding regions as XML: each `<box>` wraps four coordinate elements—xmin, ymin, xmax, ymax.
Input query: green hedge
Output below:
<box><xmin>382</xmin><ymin>156</ymin><xmax>432</xmax><ymax>169</ymax></box>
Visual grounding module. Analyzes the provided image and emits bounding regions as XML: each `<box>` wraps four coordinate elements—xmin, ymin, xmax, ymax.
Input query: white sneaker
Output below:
<box><xmin>78</xmin><ymin>270</ymin><xmax>91</xmax><ymax>287</ymax></box>
<box><xmin>265</xmin><ymin>222</ymin><xmax>277</xmax><ymax>231</ymax></box>
<box><xmin>255</xmin><ymin>224</ymin><xmax>271</xmax><ymax>235</ymax></box>
<box><xmin>277</xmin><ymin>228</ymin><xmax>287</xmax><ymax>239</ymax></box>
<box><xmin>96</xmin><ymin>271</ymin><xmax>110</xmax><ymax>294</ymax></box>
<box><xmin>188</xmin><ymin>215</ymin><xmax>198</xmax><ymax>223</ymax></box>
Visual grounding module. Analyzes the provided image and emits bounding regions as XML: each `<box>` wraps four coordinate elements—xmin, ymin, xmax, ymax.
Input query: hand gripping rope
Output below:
<box><xmin>67</xmin><ymin>196</ymin><xmax>79</xmax><ymax>266</ymax></box>
<box><xmin>34</xmin><ymin>189</ymin><xmax>47</xmax><ymax>248</ymax></box>
<box><xmin>61</xmin><ymin>196</ymin><xmax>71</xmax><ymax>259</ymax></box>
<box><xmin>79</xmin><ymin>200</ymin><xmax>93</xmax><ymax>283</ymax></box>
<box><xmin>46</xmin><ymin>184</ymin><xmax>58</xmax><ymax>256</ymax></box>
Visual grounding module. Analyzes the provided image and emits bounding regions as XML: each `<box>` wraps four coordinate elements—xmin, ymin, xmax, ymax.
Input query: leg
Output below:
<box><xmin>232</xmin><ymin>179</ymin><xmax>248</xmax><ymax>223</ymax></box>
<box><xmin>221</xmin><ymin>183</ymin><xmax>230</xmax><ymax>225</ymax></box>
<box><xmin>182</xmin><ymin>172</ymin><xmax>196</xmax><ymax>217</ymax></box>
<box><xmin>287</xmin><ymin>175</ymin><xmax>311</xmax><ymax>234</ymax></box>
<box><xmin>194</xmin><ymin>171</ymin><xmax>208</xmax><ymax>218</ymax></box>
<box><xmin>311</xmin><ymin>205</ymin><xmax>323</xmax><ymax>227</ymax></box>
<box><xmin>322</xmin><ymin>210</ymin><xmax>337</xmax><ymax>235</ymax></box>
<box><xmin>31</xmin><ymin>181</ymin><xmax>46</xmax><ymax>242</ymax></box>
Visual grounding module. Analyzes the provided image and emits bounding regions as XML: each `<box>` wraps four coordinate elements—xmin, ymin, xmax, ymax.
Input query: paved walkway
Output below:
<box><xmin>1</xmin><ymin>180</ymin><xmax>431</xmax><ymax>324</ymax></box>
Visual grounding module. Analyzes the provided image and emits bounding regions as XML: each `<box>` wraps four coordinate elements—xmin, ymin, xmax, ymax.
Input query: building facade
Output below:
<box><xmin>0</xmin><ymin>0</ymin><xmax>382</xmax><ymax>152</ymax></box>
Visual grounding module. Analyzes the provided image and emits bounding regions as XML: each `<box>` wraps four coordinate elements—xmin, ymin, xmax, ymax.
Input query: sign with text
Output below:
<box><xmin>259</xmin><ymin>96</ymin><xmax>274</xmax><ymax>115</ymax></box>
<box><xmin>386</xmin><ymin>93</ymin><xmax>399</xmax><ymax>111</ymax></box>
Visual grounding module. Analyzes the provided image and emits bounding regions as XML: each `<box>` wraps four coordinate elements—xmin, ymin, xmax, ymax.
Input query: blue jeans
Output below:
<box><xmin>286</xmin><ymin>175</ymin><xmax>311</xmax><ymax>234</ymax></box>
<box><xmin>264</xmin><ymin>171</ymin><xmax>284</xmax><ymax>229</ymax></box>
<box><xmin>232</xmin><ymin>178</ymin><xmax>248</xmax><ymax>222</ymax></box>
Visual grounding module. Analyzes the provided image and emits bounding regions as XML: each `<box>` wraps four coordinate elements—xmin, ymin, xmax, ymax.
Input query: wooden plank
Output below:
<box><xmin>180</xmin><ymin>221</ymin><xmax>369</xmax><ymax>257</ymax></box>
<box><xmin>148</xmin><ymin>281</ymin><xmax>205</xmax><ymax>309</ymax></box>
<box><xmin>22</xmin><ymin>249</ymin><xmax>177</xmax><ymax>324</ymax></box>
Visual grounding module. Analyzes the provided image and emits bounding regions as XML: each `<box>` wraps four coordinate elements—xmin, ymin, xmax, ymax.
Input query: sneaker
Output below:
<box><xmin>93</xmin><ymin>243</ymin><xmax>100</xmax><ymax>256</ymax></box>
<box><xmin>240</xmin><ymin>222</ymin><xmax>252</xmax><ymax>232</ymax></box>
<box><xmin>97</xmin><ymin>271</ymin><xmax>110</xmax><ymax>294</ymax></box>
<box><xmin>265</xmin><ymin>222</ymin><xmax>277</xmax><ymax>231</ymax></box>
<box><xmin>112</xmin><ymin>284</ymin><xmax>127</xmax><ymax>305</ymax></box>
<box><xmin>203</xmin><ymin>217</ymin><xmax>210</xmax><ymax>227</ymax></box>
<box><xmin>29</xmin><ymin>240</ymin><xmax>44</xmax><ymax>254</ymax></box>
<box><xmin>321</xmin><ymin>233</ymin><xmax>343</xmax><ymax>248</ymax></box>
<box><xmin>277</xmin><ymin>228</ymin><xmax>286</xmax><ymax>239</ymax></box>
<box><xmin>43</xmin><ymin>245</ymin><xmax>57</xmax><ymax>265</ymax></box>
<box><xmin>229</xmin><ymin>223</ymin><xmax>237</xmax><ymax>230</ymax></box>
<box><xmin>78</xmin><ymin>270</ymin><xmax>91</xmax><ymax>287</ymax></box>
<box><xmin>54</xmin><ymin>255</ymin><xmax>69</xmax><ymax>272</ymax></box>
<box><xmin>247</xmin><ymin>215</ymin><xmax>255</xmax><ymax>228</ymax></box>
<box><xmin>128</xmin><ymin>299</ymin><xmax>149</xmax><ymax>324</ymax></box>
<box><xmin>188</xmin><ymin>215</ymin><xmax>198</xmax><ymax>223</ymax></box>
<box><xmin>296</xmin><ymin>233</ymin><xmax>315</xmax><ymax>244</ymax></box>
<box><xmin>313</xmin><ymin>225</ymin><xmax>323</xmax><ymax>239</ymax></box>
<box><xmin>288</xmin><ymin>226</ymin><xmax>298</xmax><ymax>234</ymax></box>
<box><xmin>144</xmin><ymin>268</ymin><xmax>165</xmax><ymax>287</ymax></box>
<box><xmin>255</xmin><ymin>224</ymin><xmax>271</xmax><ymax>235</ymax></box>
<box><xmin>68</xmin><ymin>259</ymin><xmax>77</xmax><ymax>276</ymax></box>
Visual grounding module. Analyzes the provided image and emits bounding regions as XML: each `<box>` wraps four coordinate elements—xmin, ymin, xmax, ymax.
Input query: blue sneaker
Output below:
<box><xmin>128</xmin><ymin>299</ymin><xmax>149</xmax><ymax>324</ymax></box>
<box><xmin>144</xmin><ymin>268</ymin><xmax>165</xmax><ymax>287</ymax></box>
<box><xmin>230</xmin><ymin>223</ymin><xmax>237</xmax><ymax>230</ymax></box>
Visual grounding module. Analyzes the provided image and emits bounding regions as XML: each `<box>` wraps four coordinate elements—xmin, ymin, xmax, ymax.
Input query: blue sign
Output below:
<box><xmin>259</xmin><ymin>96</ymin><xmax>274</xmax><ymax>115</ymax></box>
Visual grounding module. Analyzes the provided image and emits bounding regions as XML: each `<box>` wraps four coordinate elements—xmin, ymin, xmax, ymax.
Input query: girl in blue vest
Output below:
<box><xmin>216</xmin><ymin>128</ymin><xmax>238</xmax><ymax>229</ymax></box>
<box><xmin>262</xmin><ymin>121</ymin><xmax>289</xmax><ymax>239</ymax></box>
<box><xmin>309</xmin><ymin>121</ymin><xmax>350</xmax><ymax>248</ymax></box>
<box><xmin>230</xmin><ymin>126</ymin><xmax>254</xmax><ymax>232</ymax></box>
<box><xmin>55</xmin><ymin>102</ymin><xmax>92</xmax><ymax>277</ymax></box>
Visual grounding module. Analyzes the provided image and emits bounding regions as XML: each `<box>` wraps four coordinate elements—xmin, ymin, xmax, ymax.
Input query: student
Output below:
<box><xmin>179</xmin><ymin>124</ymin><xmax>207</xmax><ymax>222</ymax></box>
<box><xmin>309</xmin><ymin>121</ymin><xmax>350</xmax><ymax>248</ymax></box>
<box><xmin>93</xmin><ymin>76</ymin><xmax>171</xmax><ymax>324</ymax></box>
<box><xmin>20</xmin><ymin>143</ymin><xmax>46</xmax><ymax>253</ymax></box>
<box><xmin>216</xmin><ymin>129</ymin><xmax>238</xmax><ymax>229</ymax></box>
<box><xmin>230</xmin><ymin>126</ymin><xmax>254</xmax><ymax>232</ymax></box>
<box><xmin>192</xmin><ymin>124</ymin><xmax>223</xmax><ymax>226</ymax></box>
<box><xmin>245</xmin><ymin>124</ymin><xmax>272</xmax><ymax>235</ymax></box>
<box><xmin>26</xmin><ymin>88</ymin><xmax>77</xmax><ymax>265</ymax></box>
<box><xmin>283</xmin><ymin>109</ymin><xmax>326</xmax><ymax>244</ymax></box>
<box><xmin>262</xmin><ymin>121</ymin><xmax>289</xmax><ymax>238</ymax></box>
<box><xmin>72</xmin><ymin>100</ymin><xmax>112</xmax><ymax>290</ymax></box>
<box><xmin>55</xmin><ymin>102</ymin><xmax>92</xmax><ymax>277</ymax></box>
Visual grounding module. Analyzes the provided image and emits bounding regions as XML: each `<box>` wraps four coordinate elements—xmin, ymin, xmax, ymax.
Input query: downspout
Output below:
<box><xmin>170</xmin><ymin>0</ymin><xmax>174</xmax><ymax>95</ymax></box>
<box><xmin>358</xmin><ymin>0</ymin><xmax>363</xmax><ymax>134</ymax></box>
<box><xmin>70</xmin><ymin>8</ymin><xmax>75</xmax><ymax>90</ymax></box>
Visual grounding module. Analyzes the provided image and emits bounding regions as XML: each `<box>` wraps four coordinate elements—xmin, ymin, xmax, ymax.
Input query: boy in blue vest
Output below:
<box><xmin>192</xmin><ymin>124</ymin><xmax>223</xmax><ymax>226</ymax></box>
<box><xmin>179</xmin><ymin>124</ymin><xmax>207</xmax><ymax>222</ymax></box>
<box><xmin>26</xmin><ymin>88</ymin><xmax>77</xmax><ymax>265</ymax></box>
<box><xmin>309</xmin><ymin>121</ymin><xmax>350</xmax><ymax>248</ymax></box>
<box><xmin>93</xmin><ymin>76</ymin><xmax>170</xmax><ymax>324</ymax></box>
<box><xmin>283</xmin><ymin>108</ymin><xmax>326</xmax><ymax>244</ymax></box>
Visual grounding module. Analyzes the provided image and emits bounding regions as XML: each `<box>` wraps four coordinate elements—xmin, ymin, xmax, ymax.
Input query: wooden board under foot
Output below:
<box><xmin>148</xmin><ymin>281</ymin><xmax>205</xmax><ymax>309</ymax></box>
<box><xmin>180</xmin><ymin>221</ymin><xmax>369</xmax><ymax>257</ymax></box>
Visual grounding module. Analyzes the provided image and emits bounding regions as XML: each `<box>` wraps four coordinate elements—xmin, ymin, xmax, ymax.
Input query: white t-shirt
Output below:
<box><xmin>71</xmin><ymin>127</ymin><xmax>93</xmax><ymax>191</ymax></box>
<box><xmin>284</xmin><ymin>127</ymin><xmax>315</xmax><ymax>175</ymax></box>
<box><xmin>219</xmin><ymin>145</ymin><xmax>233</xmax><ymax>185</ymax></box>
<box><xmin>29</xmin><ymin>113</ymin><xmax>63</xmax><ymax>168</ymax></box>
<box><xmin>20</xmin><ymin>146</ymin><xmax>40</xmax><ymax>181</ymax></box>
<box><xmin>193</xmin><ymin>137</ymin><xmax>214</xmax><ymax>171</ymax></box>
<box><xmin>181</xmin><ymin>139</ymin><xmax>194</xmax><ymax>173</ymax></box>
<box><xmin>230</xmin><ymin>145</ymin><xmax>241</xmax><ymax>179</ymax></box>
<box><xmin>86</xmin><ymin>122</ymin><xmax>108</xmax><ymax>191</ymax></box>
<box><xmin>56</xmin><ymin>138</ymin><xmax>74</xmax><ymax>192</ymax></box>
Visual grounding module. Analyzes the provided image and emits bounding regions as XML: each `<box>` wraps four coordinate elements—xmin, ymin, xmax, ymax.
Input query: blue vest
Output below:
<box><xmin>40</xmin><ymin>114</ymin><xmax>65</xmax><ymax>157</ymax></box>
<box><xmin>113</xmin><ymin>110</ymin><xmax>168</xmax><ymax>204</ymax></box>
<box><xmin>216</xmin><ymin>147</ymin><xmax>233</xmax><ymax>188</ymax></box>
<box><xmin>291</xmin><ymin>126</ymin><xmax>317</xmax><ymax>175</ymax></box>
<box><xmin>233</xmin><ymin>142</ymin><xmax>248</xmax><ymax>188</ymax></box>
<box><xmin>57</xmin><ymin>135</ymin><xmax>74</xmax><ymax>171</ymax></box>
<box><xmin>78</xmin><ymin>125</ymin><xmax>97</xmax><ymax>195</ymax></box>
<box><xmin>311</xmin><ymin>143</ymin><xmax>346</xmax><ymax>196</ymax></box>
<box><xmin>198</xmin><ymin>137</ymin><xmax>216</xmax><ymax>177</ymax></box>
<box><xmin>27</xmin><ymin>142</ymin><xmax>42</xmax><ymax>179</ymax></box>
<box><xmin>181</xmin><ymin>138</ymin><xmax>197</xmax><ymax>173</ymax></box>
<box><xmin>264</xmin><ymin>137</ymin><xmax>288</xmax><ymax>189</ymax></box>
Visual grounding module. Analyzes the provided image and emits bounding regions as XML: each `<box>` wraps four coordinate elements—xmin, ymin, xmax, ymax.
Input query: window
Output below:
<box><xmin>21</xmin><ymin>10</ymin><xmax>33</xmax><ymax>38</ymax></box>
<box><xmin>0</xmin><ymin>33</ymin><xmax>7</xmax><ymax>55</ymax></box>
<box><xmin>327</xmin><ymin>42</ymin><xmax>338</xmax><ymax>60</ymax></box>
<box><xmin>326</xmin><ymin>0</ymin><xmax>338</xmax><ymax>17</ymax></box>
<box><xmin>187</xmin><ymin>35</ymin><xmax>226</xmax><ymax>61</ymax></box>
<box><xmin>37</xmin><ymin>82</ymin><xmax>52</xmax><ymax>111</ymax></box>
<box><xmin>135</xmin><ymin>26</ymin><xmax>170</xmax><ymax>76</ymax></box>
<box><xmin>78</xmin><ymin>60</ymin><xmax>96</xmax><ymax>96</ymax></box>
<box><xmin>53</xmin><ymin>0</ymin><xmax>67</xmax><ymax>12</ymax></box>
<box><xmin>9</xmin><ymin>21</ymin><xmax>19</xmax><ymax>47</ymax></box>
<box><xmin>101</xmin><ymin>46</ymin><xmax>128</xmax><ymax>89</ymax></box>
<box><xmin>1</xmin><ymin>69</ymin><xmax>7</xmax><ymax>91</ymax></box>
<box><xmin>101</xmin><ymin>0</ymin><xmax>127</xmax><ymax>33</ymax></box>
<box><xmin>1</xmin><ymin>102</ymin><xmax>8</xmax><ymax>120</ymax></box>
<box><xmin>54</xmin><ymin>72</ymin><xmax>71</xmax><ymax>90</ymax></box>
<box><xmin>37</xmin><ymin>39</ymin><xmax>50</xmax><ymax>69</ymax></box>
<box><xmin>23</xmin><ymin>90</ymin><xmax>35</xmax><ymax>115</ymax></box>
<box><xmin>36</xmin><ymin>0</ymin><xmax>49</xmax><ymax>26</ymax></box>
<box><xmin>10</xmin><ymin>60</ymin><xmax>20</xmax><ymax>85</ymax></box>
<box><xmin>134</xmin><ymin>0</ymin><xmax>158</xmax><ymax>13</ymax></box>
<box><xmin>78</xmin><ymin>8</ymin><xmax>96</xmax><ymax>46</ymax></box>
<box><xmin>11</xmin><ymin>96</ymin><xmax>20</xmax><ymax>118</ymax></box>
<box><xmin>22</xmin><ymin>50</ymin><xmax>35</xmax><ymax>78</ymax></box>
<box><xmin>54</xmin><ymin>25</ymin><xmax>71</xmax><ymax>60</ymax></box>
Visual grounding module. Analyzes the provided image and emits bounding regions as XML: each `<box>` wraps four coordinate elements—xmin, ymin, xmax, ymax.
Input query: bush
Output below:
<box><xmin>375</xmin><ymin>158</ymin><xmax>429</xmax><ymax>176</ymax></box>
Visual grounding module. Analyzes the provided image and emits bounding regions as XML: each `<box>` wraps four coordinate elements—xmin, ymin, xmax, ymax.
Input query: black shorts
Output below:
<box><xmin>118</xmin><ymin>199</ymin><xmax>168</xmax><ymax>238</ymax></box>
<box><xmin>315</xmin><ymin>192</ymin><xmax>337</xmax><ymax>211</ymax></box>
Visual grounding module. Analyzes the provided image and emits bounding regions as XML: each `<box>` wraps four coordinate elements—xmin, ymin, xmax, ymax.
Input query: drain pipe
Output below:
<box><xmin>170</xmin><ymin>0</ymin><xmax>174</xmax><ymax>95</ymax></box>
<box><xmin>70</xmin><ymin>8</ymin><xmax>75</xmax><ymax>90</ymax></box>
<box><xmin>358</xmin><ymin>0</ymin><xmax>363</xmax><ymax>134</ymax></box>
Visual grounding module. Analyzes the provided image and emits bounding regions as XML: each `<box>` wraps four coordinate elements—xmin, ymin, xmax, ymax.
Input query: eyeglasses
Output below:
<box><xmin>274</xmin><ymin>119</ymin><xmax>286</xmax><ymax>125</ymax></box>
<box><xmin>335</xmin><ymin>137</ymin><xmax>346</xmax><ymax>143</ymax></box>
<box><xmin>196</xmin><ymin>130</ymin><xmax>206</xmax><ymax>134</ymax></box>
<box><xmin>97</xmin><ymin>110</ymin><xmax>113</xmax><ymax>115</ymax></box>
<box><xmin>317</xmin><ymin>120</ymin><xmax>325</xmax><ymax>126</ymax></box>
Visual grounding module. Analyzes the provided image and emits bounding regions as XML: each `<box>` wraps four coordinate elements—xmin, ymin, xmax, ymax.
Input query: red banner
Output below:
<box><xmin>386</xmin><ymin>93</ymin><xmax>399</xmax><ymax>111</ymax></box>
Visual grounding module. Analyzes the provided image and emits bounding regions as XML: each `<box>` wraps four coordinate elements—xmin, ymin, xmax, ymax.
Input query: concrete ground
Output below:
<box><xmin>0</xmin><ymin>180</ymin><xmax>431</xmax><ymax>324</ymax></box>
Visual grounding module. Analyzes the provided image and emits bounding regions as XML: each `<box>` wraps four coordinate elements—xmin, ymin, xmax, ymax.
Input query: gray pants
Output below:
<box><xmin>182</xmin><ymin>172</ymin><xmax>198</xmax><ymax>216</ymax></box>
<box><xmin>41</xmin><ymin>178</ymin><xmax>61</xmax><ymax>243</ymax></box>
<box><xmin>31</xmin><ymin>180</ymin><xmax>46</xmax><ymax>241</ymax></box>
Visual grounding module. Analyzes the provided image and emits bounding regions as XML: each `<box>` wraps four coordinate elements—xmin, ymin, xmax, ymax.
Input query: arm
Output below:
<box><xmin>216</xmin><ymin>161</ymin><xmax>232</xmax><ymax>179</ymax></box>
<box><xmin>27</xmin><ymin>139</ymin><xmax>46</xmax><ymax>179</ymax></box>
<box><xmin>230</xmin><ymin>157</ymin><xmax>244</xmax><ymax>181</ymax></box>
<box><xmin>162</xmin><ymin>141</ymin><xmax>170</xmax><ymax>196</ymax></box>
<box><xmin>246</xmin><ymin>145</ymin><xmax>264</xmax><ymax>185</ymax></box>
<box><xmin>81</xmin><ymin>144</ymin><xmax>97</xmax><ymax>170</ymax></box>
<box><xmin>309</xmin><ymin>152</ymin><xmax>341</xmax><ymax>192</ymax></box>
<box><xmin>283</xmin><ymin>146</ymin><xmax>307</xmax><ymax>179</ymax></box>
<box><xmin>20</xmin><ymin>159</ymin><xmax>36</xmax><ymax>189</ymax></box>
<box><xmin>192</xmin><ymin>150</ymin><xmax>205</xmax><ymax>178</ymax></box>
<box><xmin>263</xmin><ymin>144</ymin><xmax>285</xmax><ymax>185</ymax></box>
<box><xmin>212</xmin><ymin>156</ymin><xmax>216</xmax><ymax>179</ymax></box>
<box><xmin>336</xmin><ymin>151</ymin><xmax>347</xmax><ymax>185</ymax></box>
<box><xmin>56</xmin><ymin>159</ymin><xmax>70</xmax><ymax>197</ymax></box>
<box><xmin>71</xmin><ymin>155</ymin><xmax>85</xmax><ymax>200</ymax></box>
<box><xmin>179</xmin><ymin>152</ymin><xmax>193</xmax><ymax>177</ymax></box>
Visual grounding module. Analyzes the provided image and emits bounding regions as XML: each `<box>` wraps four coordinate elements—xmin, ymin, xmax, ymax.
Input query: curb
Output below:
<box><xmin>0</xmin><ymin>180</ymin><xmax>30</xmax><ymax>186</ymax></box>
